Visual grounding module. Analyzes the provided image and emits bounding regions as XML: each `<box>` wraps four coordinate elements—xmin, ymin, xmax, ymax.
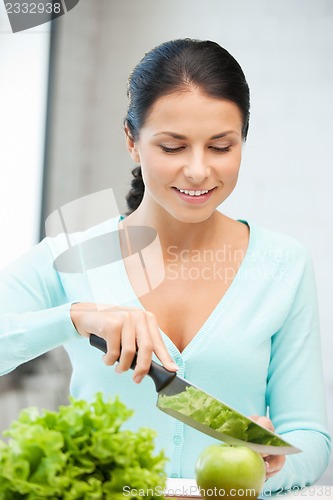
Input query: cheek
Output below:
<box><xmin>141</xmin><ymin>152</ymin><xmax>177</xmax><ymax>183</ymax></box>
<box><xmin>219</xmin><ymin>151</ymin><xmax>242</xmax><ymax>180</ymax></box>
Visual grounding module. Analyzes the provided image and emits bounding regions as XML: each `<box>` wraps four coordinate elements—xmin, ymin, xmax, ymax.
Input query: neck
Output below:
<box><xmin>123</xmin><ymin>204</ymin><xmax>227</xmax><ymax>254</ymax></box>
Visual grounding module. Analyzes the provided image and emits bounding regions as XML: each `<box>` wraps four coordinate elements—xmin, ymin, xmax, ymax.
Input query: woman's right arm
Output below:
<box><xmin>0</xmin><ymin>240</ymin><xmax>80</xmax><ymax>375</ymax></box>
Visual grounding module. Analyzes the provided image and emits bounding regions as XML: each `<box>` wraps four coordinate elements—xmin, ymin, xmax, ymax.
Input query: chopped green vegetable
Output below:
<box><xmin>0</xmin><ymin>393</ymin><xmax>166</xmax><ymax>499</ymax></box>
<box><xmin>159</xmin><ymin>386</ymin><xmax>286</xmax><ymax>446</ymax></box>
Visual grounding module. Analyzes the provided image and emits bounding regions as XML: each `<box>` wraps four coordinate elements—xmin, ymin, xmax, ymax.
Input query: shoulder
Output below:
<box><xmin>45</xmin><ymin>215</ymin><xmax>121</xmax><ymax>250</ymax></box>
<box><xmin>43</xmin><ymin>215</ymin><xmax>122</xmax><ymax>274</ymax></box>
<box><xmin>245</xmin><ymin>221</ymin><xmax>315</xmax><ymax>290</ymax></box>
<box><xmin>249</xmin><ymin>221</ymin><xmax>311</xmax><ymax>263</ymax></box>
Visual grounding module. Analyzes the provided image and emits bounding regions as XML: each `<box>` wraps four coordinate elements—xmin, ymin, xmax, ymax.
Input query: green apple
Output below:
<box><xmin>195</xmin><ymin>444</ymin><xmax>266</xmax><ymax>499</ymax></box>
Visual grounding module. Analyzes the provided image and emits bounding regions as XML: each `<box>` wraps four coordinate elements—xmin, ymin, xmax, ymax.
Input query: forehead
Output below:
<box><xmin>142</xmin><ymin>88</ymin><xmax>243</xmax><ymax>136</ymax></box>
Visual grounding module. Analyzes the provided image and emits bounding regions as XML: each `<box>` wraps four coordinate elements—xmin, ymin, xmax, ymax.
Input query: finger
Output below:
<box><xmin>115</xmin><ymin>313</ymin><xmax>137</xmax><ymax>373</ymax></box>
<box><xmin>254</xmin><ymin>416</ymin><xmax>275</xmax><ymax>432</ymax></box>
<box><xmin>99</xmin><ymin>315</ymin><xmax>122</xmax><ymax>366</ymax></box>
<box><xmin>264</xmin><ymin>454</ymin><xmax>286</xmax><ymax>479</ymax></box>
<box><xmin>249</xmin><ymin>428</ymin><xmax>284</xmax><ymax>478</ymax></box>
<box><xmin>145</xmin><ymin>312</ymin><xmax>179</xmax><ymax>371</ymax></box>
<box><xmin>132</xmin><ymin>312</ymin><xmax>155</xmax><ymax>383</ymax></box>
<box><xmin>249</xmin><ymin>415</ymin><xmax>275</xmax><ymax>458</ymax></box>
<box><xmin>133</xmin><ymin>312</ymin><xmax>178</xmax><ymax>383</ymax></box>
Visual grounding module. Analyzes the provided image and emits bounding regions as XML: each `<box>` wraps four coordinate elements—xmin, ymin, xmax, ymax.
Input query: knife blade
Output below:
<box><xmin>90</xmin><ymin>334</ymin><xmax>301</xmax><ymax>455</ymax></box>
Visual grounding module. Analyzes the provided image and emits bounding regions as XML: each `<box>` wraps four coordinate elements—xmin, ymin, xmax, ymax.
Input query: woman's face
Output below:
<box><xmin>127</xmin><ymin>88</ymin><xmax>244</xmax><ymax>224</ymax></box>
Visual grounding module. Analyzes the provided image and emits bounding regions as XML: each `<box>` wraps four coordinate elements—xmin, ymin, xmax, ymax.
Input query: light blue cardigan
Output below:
<box><xmin>0</xmin><ymin>216</ymin><xmax>331</xmax><ymax>492</ymax></box>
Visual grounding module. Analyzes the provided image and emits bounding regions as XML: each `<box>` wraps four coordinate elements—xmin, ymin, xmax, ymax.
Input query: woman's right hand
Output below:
<box><xmin>70</xmin><ymin>302</ymin><xmax>178</xmax><ymax>383</ymax></box>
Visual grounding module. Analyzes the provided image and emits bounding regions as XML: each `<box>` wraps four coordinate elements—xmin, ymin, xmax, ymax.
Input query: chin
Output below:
<box><xmin>168</xmin><ymin>207</ymin><xmax>216</xmax><ymax>225</ymax></box>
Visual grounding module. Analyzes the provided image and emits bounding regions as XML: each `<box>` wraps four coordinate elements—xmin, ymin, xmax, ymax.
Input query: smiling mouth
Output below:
<box><xmin>174</xmin><ymin>187</ymin><xmax>216</xmax><ymax>197</ymax></box>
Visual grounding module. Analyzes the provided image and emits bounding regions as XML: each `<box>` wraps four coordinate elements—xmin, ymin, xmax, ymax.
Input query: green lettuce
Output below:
<box><xmin>159</xmin><ymin>386</ymin><xmax>285</xmax><ymax>446</ymax></box>
<box><xmin>0</xmin><ymin>393</ymin><xmax>166</xmax><ymax>499</ymax></box>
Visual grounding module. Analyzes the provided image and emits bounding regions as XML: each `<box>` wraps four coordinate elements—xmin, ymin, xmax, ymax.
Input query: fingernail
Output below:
<box><xmin>265</xmin><ymin>461</ymin><xmax>269</xmax><ymax>470</ymax></box>
<box><xmin>115</xmin><ymin>365</ymin><xmax>123</xmax><ymax>374</ymax></box>
<box><xmin>134</xmin><ymin>375</ymin><xmax>144</xmax><ymax>384</ymax></box>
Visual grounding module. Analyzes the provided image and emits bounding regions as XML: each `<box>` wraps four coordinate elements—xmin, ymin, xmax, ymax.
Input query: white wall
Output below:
<box><xmin>0</xmin><ymin>3</ymin><xmax>50</xmax><ymax>269</ymax></box>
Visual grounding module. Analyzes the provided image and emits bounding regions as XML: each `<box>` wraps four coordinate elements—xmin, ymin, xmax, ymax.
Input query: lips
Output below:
<box><xmin>173</xmin><ymin>186</ymin><xmax>216</xmax><ymax>204</ymax></box>
<box><xmin>174</xmin><ymin>187</ymin><xmax>215</xmax><ymax>197</ymax></box>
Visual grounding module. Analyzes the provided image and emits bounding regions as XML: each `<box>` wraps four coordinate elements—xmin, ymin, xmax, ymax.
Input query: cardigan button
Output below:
<box><xmin>175</xmin><ymin>356</ymin><xmax>183</xmax><ymax>367</ymax></box>
<box><xmin>173</xmin><ymin>435</ymin><xmax>182</xmax><ymax>445</ymax></box>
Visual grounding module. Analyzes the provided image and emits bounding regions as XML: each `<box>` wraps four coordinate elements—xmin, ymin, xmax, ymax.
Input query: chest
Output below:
<box><xmin>139</xmin><ymin>257</ymin><xmax>242</xmax><ymax>352</ymax></box>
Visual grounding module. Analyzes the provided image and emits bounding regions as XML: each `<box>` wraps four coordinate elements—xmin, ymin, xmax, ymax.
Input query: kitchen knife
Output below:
<box><xmin>90</xmin><ymin>334</ymin><xmax>301</xmax><ymax>455</ymax></box>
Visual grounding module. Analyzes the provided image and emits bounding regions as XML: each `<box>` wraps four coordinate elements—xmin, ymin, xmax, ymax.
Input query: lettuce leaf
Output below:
<box><xmin>159</xmin><ymin>385</ymin><xmax>285</xmax><ymax>446</ymax></box>
<box><xmin>0</xmin><ymin>393</ymin><xmax>166</xmax><ymax>499</ymax></box>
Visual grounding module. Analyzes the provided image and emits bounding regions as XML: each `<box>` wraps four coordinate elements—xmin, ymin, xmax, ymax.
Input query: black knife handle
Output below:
<box><xmin>89</xmin><ymin>334</ymin><xmax>177</xmax><ymax>392</ymax></box>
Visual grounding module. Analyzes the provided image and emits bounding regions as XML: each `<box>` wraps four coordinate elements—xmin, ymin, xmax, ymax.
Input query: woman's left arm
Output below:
<box><xmin>264</xmin><ymin>247</ymin><xmax>331</xmax><ymax>492</ymax></box>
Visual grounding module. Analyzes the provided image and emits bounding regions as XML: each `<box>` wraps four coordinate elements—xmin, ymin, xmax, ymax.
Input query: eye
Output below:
<box><xmin>160</xmin><ymin>146</ymin><xmax>185</xmax><ymax>154</ymax></box>
<box><xmin>209</xmin><ymin>146</ymin><xmax>231</xmax><ymax>154</ymax></box>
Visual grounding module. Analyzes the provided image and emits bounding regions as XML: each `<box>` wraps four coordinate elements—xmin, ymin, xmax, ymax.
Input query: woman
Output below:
<box><xmin>0</xmin><ymin>39</ymin><xmax>331</xmax><ymax>490</ymax></box>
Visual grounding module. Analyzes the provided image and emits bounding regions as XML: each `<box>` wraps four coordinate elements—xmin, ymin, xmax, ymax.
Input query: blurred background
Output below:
<box><xmin>0</xmin><ymin>0</ymin><xmax>332</xmax><ymax>484</ymax></box>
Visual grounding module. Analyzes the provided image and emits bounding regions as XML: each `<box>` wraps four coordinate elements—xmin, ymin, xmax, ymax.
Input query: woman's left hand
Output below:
<box><xmin>250</xmin><ymin>415</ymin><xmax>286</xmax><ymax>480</ymax></box>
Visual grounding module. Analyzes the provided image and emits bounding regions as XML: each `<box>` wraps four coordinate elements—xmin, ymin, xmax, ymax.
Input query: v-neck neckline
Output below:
<box><xmin>116</xmin><ymin>216</ymin><xmax>256</xmax><ymax>357</ymax></box>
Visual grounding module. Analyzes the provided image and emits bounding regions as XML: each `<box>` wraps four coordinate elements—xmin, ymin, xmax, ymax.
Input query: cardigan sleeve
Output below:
<box><xmin>264</xmin><ymin>247</ymin><xmax>331</xmax><ymax>492</ymax></box>
<box><xmin>0</xmin><ymin>240</ymin><xmax>80</xmax><ymax>376</ymax></box>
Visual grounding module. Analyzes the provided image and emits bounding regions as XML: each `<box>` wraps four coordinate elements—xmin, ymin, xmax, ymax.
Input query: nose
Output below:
<box><xmin>183</xmin><ymin>151</ymin><xmax>210</xmax><ymax>184</ymax></box>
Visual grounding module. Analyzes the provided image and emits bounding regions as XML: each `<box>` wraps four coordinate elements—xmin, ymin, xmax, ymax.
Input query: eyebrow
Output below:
<box><xmin>153</xmin><ymin>131</ymin><xmax>238</xmax><ymax>139</ymax></box>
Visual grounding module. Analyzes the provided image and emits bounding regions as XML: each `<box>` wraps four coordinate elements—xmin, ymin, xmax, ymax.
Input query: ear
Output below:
<box><xmin>124</xmin><ymin>122</ymin><xmax>140</xmax><ymax>163</ymax></box>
